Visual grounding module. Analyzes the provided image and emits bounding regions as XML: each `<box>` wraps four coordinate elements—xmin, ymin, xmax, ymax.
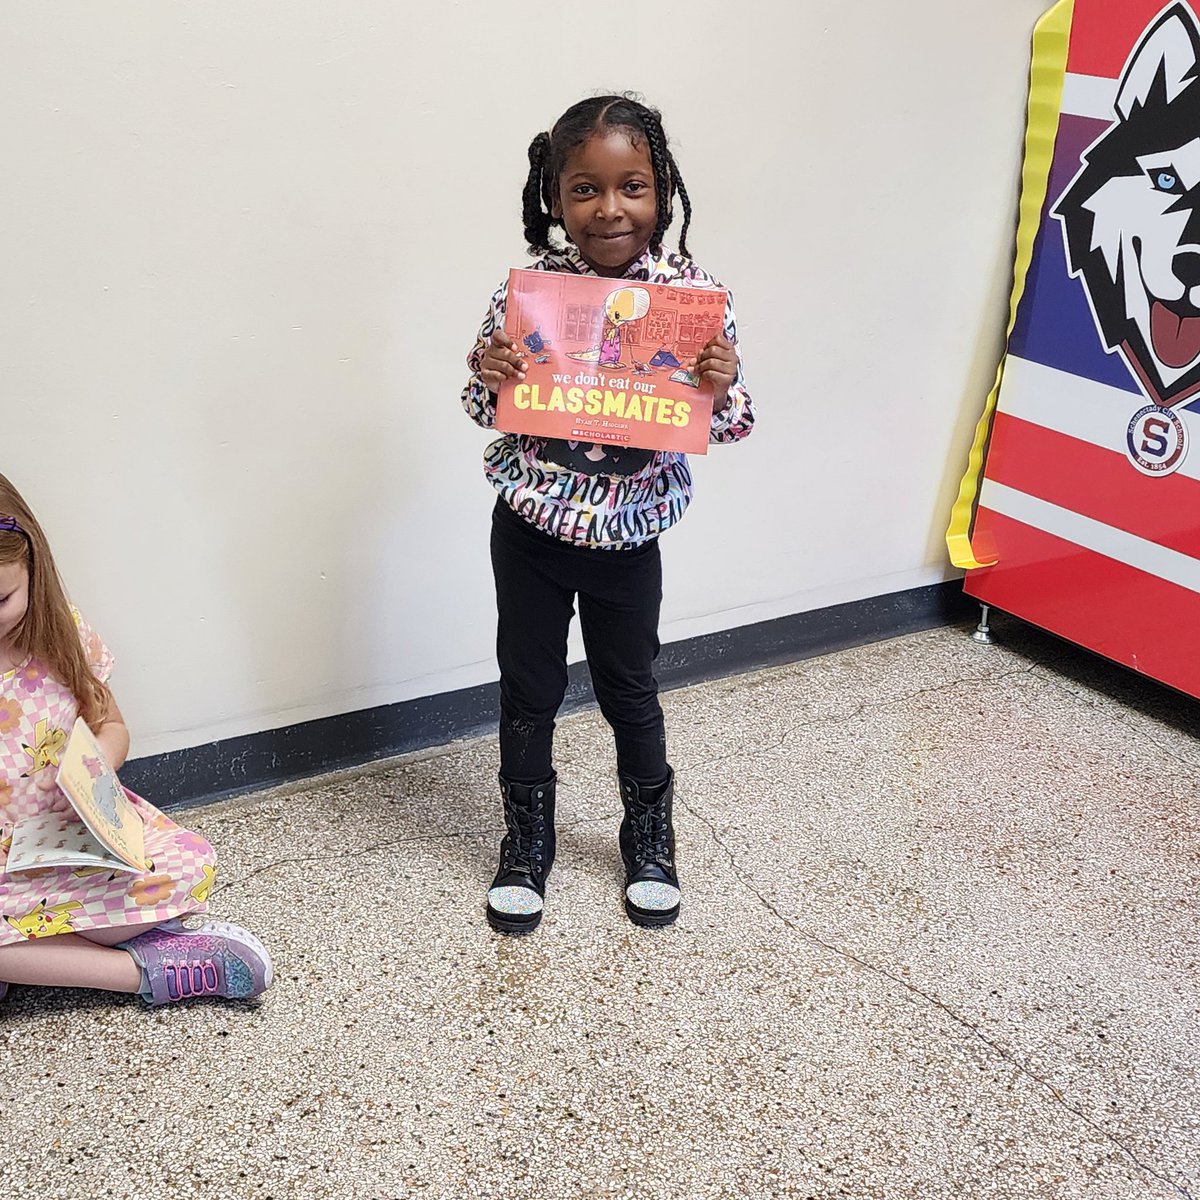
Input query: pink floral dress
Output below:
<box><xmin>0</xmin><ymin>615</ymin><xmax>215</xmax><ymax>945</ymax></box>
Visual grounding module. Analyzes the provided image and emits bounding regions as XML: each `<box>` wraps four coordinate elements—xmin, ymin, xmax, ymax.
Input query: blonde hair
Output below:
<box><xmin>0</xmin><ymin>473</ymin><xmax>112</xmax><ymax>727</ymax></box>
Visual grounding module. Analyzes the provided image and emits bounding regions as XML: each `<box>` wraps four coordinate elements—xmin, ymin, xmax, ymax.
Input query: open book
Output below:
<box><xmin>5</xmin><ymin>717</ymin><xmax>148</xmax><ymax>876</ymax></box>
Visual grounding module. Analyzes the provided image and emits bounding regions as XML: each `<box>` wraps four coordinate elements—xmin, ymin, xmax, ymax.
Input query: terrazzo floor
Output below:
<box><xmin>2</xmin><ymin>615</ymin><xmax>1197</xmax><ymax>1199</ymax></box>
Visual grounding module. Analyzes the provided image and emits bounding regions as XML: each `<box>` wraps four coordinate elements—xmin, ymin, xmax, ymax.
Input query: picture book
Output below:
<box><xmin>496</xmin><ymin>268</ymin><xmax>728</xmax><ymax>455</ymax></box>
<box><xmin>5</xmin><ymin>718</ymin><xmax>148</xmax><ymax>876</ymax></box>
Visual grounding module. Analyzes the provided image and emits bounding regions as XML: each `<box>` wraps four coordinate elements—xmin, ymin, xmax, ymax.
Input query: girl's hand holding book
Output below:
<box><xmin>692</xmin><ymin>335</ymin><xmax>738</xmax><ymax>408</ymax></box>
<box><xmin>480</xmin><ymin>329</ymin><xmax>527</xmax><ymax>394</ymax></box>
<box><xmin>47</xmin><ymin>791</ymin><xmax>73</xmax><ymax>816</ymax></box>
<box><xmin>30</xmin><ymin>771</ymin><xmax>70</xmax><ymax>814</ymax></box>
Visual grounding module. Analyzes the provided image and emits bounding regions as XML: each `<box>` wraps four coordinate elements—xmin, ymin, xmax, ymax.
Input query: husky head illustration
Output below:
<box><xmin>1055</xmin><ymin>2</ymin><xmax>1200</xmax><ymax>407</ymax></box>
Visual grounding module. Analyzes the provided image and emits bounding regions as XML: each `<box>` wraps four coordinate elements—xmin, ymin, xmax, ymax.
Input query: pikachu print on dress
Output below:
<box><xmin>5</xmin><ymin>899</ymin><xmax>84</xmax><ymax>939</ymax></box>
<box><xmin>21</xmin><ymin>720</ymin><xmax>68</xmax><ymax>777</ymax></box>
<box><xmin>189</xmin><ymin>864</ymin><xmax>217</xmax><ymax>904</ymax></box>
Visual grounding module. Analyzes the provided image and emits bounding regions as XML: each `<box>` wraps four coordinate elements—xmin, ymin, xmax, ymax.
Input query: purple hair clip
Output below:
<box><xmin>0</xmin><ymin>516</ymin><xmax>28</xmax><ymax>538</ymax></box>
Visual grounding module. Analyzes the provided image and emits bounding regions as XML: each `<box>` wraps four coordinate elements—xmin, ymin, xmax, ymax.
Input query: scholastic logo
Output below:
<box><xmin>1125</xmin><ymin>403</ymin><xmax>1189</xmax><ymax>474</ymax></box>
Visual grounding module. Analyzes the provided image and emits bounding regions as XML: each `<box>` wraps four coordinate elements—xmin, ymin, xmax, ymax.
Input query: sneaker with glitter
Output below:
<box><xmin>486</xmin><ymin>773</ymin><xmax>556</xmax><ymax>935</ymax></box>
<box><xmin>618</xmin><ymin>770</ymin><xmax>681</xmax><ymax>928</ymax></box>
<box><xmin>120</xmin><ymin>920</ymin><xmax>274</xmax><ymax>1004</ymax></box>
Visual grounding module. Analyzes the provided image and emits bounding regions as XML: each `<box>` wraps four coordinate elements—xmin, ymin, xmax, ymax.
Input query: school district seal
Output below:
<box><xmin>1125</xmin><ymin>405</ymin><xmax>1188</xmax><ymax>477</ymax></box>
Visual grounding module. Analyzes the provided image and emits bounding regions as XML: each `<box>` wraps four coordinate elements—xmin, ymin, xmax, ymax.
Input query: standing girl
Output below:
<box><xmin>462</xmin><ymin>94</ymin><xmax>755</xmax><ymax>934</ymax></box>
<box><xmin>0</xmin><ymin>475</ymin><xmax>272</xmax><ymax>1004</ymax></box>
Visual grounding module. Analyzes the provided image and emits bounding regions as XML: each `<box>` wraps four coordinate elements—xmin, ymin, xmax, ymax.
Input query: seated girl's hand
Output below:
<box><xmin>47</xmin><ymin>791</ymin><xmax>74</xmax><ymax>816</ymax></box>
<box><xmin>32</xmin><ymin>773</ymin><xmax>72</xmax><ymax>815</ymax></box>
<box><xmin>30</xmin><ymin>770</ymin><xmax>68</xmax><ymax>814</ymax></box>
<box><xmin>693</xmin><ymin>335</ymin><xmax>738</xmax><ymax>408</ymax></box>
<box><xmin>480</xmin><ymin>329</ymin><xmax>527</xmax><ymax>394</ymax></box>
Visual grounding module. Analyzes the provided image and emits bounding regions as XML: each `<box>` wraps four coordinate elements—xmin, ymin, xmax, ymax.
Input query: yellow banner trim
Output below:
<box><xmin>946</xmin><ymin>0</ymin><xmax>1076</xmax><ymax>569</ymax></box>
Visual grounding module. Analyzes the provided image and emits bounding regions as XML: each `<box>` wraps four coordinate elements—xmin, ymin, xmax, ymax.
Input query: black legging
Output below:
<box><xmin>490</xmin><ymin>498</ymin><xmax>669</xmax><ymax>786</ymax></box>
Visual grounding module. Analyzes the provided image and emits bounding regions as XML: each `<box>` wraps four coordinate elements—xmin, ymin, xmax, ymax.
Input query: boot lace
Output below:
<box><xmin>501</xmin><ymin>799</ymin><xmax>547</xmax><ymax>876</ymax></box>
<box><xmin>627</xmin><ymin>797</ymin><xmax>671</xmax><ymax>869</ymax></box>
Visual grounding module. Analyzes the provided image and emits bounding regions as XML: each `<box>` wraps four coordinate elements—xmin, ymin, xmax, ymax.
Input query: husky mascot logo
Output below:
<box><xmin>1056</xmin><ymin>3</ymin><xmax>1200</xmax><ymax>415</ymax></box>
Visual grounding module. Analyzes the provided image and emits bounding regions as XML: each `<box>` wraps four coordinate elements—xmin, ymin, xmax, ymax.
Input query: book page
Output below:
<box><xmin>5</xmin><ymin>811</ymin><xmax>141</xmax><ymax>875</ymax></box>
<box><xmin>54</xmin><ymin>718</ymin><xmax>147</xmax><ymax>872</ymax></box>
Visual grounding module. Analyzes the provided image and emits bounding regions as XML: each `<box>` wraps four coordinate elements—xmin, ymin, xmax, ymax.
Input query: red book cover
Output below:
<box><xmin>496</xmin><ymin>268</ymin><xmax>728</xmax><ymax>456</ymax></box>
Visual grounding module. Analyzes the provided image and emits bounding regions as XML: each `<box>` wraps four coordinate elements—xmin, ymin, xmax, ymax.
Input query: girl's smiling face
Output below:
<box><xmin>553</xmin><ymin>130</ymin><xmax>657</xmax><ymax>277</ymax></box>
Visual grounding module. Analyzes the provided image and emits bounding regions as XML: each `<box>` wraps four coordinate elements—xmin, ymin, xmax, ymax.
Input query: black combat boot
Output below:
<box><xmin>486</xmin><ymin>774</ymin><xmax>557</xmax><ymax>935</ymax></box>
<box><xmin>618</xmin><ymin>769</ymin><xmax>680</xmax><ymax>928</ymax></box>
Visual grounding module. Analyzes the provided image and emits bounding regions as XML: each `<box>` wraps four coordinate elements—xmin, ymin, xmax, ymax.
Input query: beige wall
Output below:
<box><xmin>3</xmin><ymin>0</ymin><xmax>1050</xmax><ymax>758</ymax></box>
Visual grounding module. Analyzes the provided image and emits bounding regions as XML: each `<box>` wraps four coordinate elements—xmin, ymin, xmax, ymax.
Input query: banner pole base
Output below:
<box><xmin>971</xmin><ymin>604</ymin><xmax>996</xmax><ymax>645</ymax></box>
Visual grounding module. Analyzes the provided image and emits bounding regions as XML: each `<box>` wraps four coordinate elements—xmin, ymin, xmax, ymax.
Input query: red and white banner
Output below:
<box><xmin>966</xmin><ymin>0</ymin><xmax>1200</xmax><ymax>698</ymax></box>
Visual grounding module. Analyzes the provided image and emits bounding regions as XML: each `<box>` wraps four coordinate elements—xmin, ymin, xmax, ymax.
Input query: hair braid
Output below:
<box><xmin>637</xmin><ymin>109</ymin><xmax>674</xmax><ymax>254</ymax></box>
<box><xmin>665</xmin><ymin>149</ymin><xmax>692</xmax><ymax>258</ymax></box>
<box><xmin>521</xmin><ymin>131</ymin><xmax>554</xmax><ymax>253</ymax></box>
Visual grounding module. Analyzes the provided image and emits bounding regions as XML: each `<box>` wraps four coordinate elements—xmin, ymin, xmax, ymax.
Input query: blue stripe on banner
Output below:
<box><xmin>1008</xmin><ymin>114</ymin><xmax>1141</xmax><ymax>399</ymax></box>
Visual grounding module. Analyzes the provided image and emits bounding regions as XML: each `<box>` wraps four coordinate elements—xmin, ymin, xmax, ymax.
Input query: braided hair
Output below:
<box><xmin>521</xmin><ymin>94</ymin><xmax>693</xmax><ymax>259</ymax></box>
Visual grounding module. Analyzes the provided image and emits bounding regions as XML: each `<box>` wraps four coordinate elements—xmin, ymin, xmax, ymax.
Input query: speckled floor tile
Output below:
<box><xmin>1</xmin><ymin>617</ymin><xmax>1196</xmax><ymax>1199</ymax></box>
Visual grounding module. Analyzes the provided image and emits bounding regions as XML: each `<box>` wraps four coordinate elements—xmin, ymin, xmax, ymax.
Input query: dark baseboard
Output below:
<box><xmin>121</xmin><ymin>579</ymin><xmax>972</xmax><ymax>810</ymax></box>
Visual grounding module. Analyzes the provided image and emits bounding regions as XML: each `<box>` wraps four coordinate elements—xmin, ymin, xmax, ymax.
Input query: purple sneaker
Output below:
<box><xmin>121</xmin><ymin>920</ymin><xmax>274</xmax><ymax>1005</ymax></box>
